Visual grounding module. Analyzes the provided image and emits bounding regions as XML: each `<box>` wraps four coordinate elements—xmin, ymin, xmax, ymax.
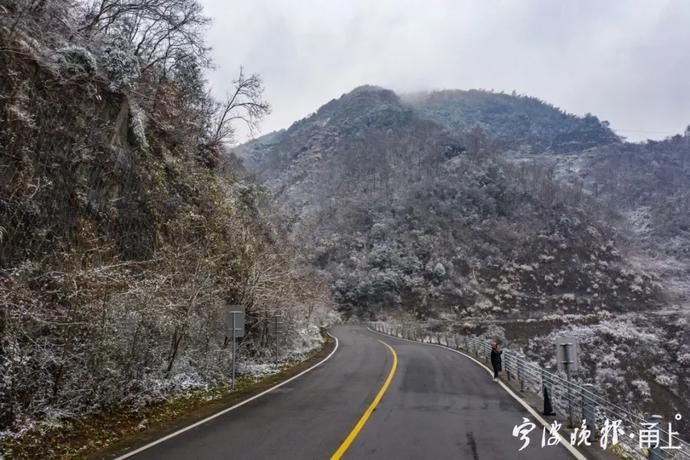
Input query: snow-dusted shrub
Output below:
<box><xmin>97</xmin><ymin>36</ymin><xmax>140</xmax><ymax>92</ymax></box>
<box><xmin>654</xmin><ymin>373</ymin><xmax>676</xmax><ymax>387</ymax></box>
<box><xmin>370</xmin><ymin>222</ymin><xmax>387</xmax><ymax>239</ymax></box>
<box><xmin>596</xmin><ymin>367</ymin><xmax>625</xmax><ymax>389</ymax></box>
<box><xmin>51</xmin><ymin>46</ymin><xmax>97</xmax><ymax>80</ymax></box>
<box><xmin>432</xmin><ymin>262</ymin><xmax>447</xmax><ymax>278</ymax></box>
<box><xmin>128</xmin><ymin>100</ymin><xmax>149</xmax><ymax>149</ymax></box>
<box><xmin>631</xmin><ymin>379</ymin><xmax>651</xmax><ymax>398</ymax></box>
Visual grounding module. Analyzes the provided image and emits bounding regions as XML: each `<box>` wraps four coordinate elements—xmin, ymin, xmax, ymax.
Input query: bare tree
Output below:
<box><xmin>78</xmin><ymin>0</ymin><xmax>210</xmax><ymax>75</ymax></box>
<box><xmin>207</xmin><ymin>68</ymin><xmax>271</xmax><ymax>148</ymax></box>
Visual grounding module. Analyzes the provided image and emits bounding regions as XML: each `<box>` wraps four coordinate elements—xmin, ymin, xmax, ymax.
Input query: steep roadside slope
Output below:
<box><xmin>0</xmin><ymin>1</ymin><xmax>330</xmax><ymax>441</ymax></box>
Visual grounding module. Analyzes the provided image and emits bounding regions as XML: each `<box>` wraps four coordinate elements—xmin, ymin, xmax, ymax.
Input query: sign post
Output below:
<box><xmin>556</xmin><ymin>336</ymin><xmax>579</xmax><ymax>427</ymax></box>
<box><xmin>225</xmin><ymin>305</ymin><xmax>245</xmax><ymax>389</ymax></box>
<box><xmin>274</xmin><ymin>315</ymin><xmax>279</xmax><ymax>363</ymax></box>
<box><xmin>268</xmin><ymin>315</ymin><xmax>285</xmax><ymax>364</ymax></box>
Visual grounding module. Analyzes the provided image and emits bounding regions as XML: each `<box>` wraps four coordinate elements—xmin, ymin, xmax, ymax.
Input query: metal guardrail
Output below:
<box><xmin>370</xmin><ymin>322</ymin><xmax>690</xmax><ymax>460</ymax></box>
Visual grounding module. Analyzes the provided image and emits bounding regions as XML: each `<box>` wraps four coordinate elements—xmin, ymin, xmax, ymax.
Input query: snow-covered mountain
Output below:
<box><xmin>234</xmin><ymin>85</ymin><xmax>690</xmax><ymax>425</ymax></box>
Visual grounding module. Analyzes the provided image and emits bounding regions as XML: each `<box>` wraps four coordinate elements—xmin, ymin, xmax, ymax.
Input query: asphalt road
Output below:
<box><xmin>129</xmin><ymin>325</ymin><xmax>575</xmax><ymax>460</ymax></box>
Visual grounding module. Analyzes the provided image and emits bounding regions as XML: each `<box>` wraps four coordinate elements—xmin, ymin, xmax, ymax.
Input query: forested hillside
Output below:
<box><xmin>236</xmin><ymin>85</ymin><xmax>689</xmax><ymax>427</ymax></box>
<box><xmin>0</xmin><ymin>0</ymin><xmax>330</xmax><ymax>443</ymax></box>
<box><xmin>403</xmin><ymin>89</ymin><xmax>620</xmax><ymax>154</ymax></box>
<box><xmin>236</xmin><ymin>86</ymin><xmax>661</xmax><ymax>318</ymax></box>
<box><xmin>555</xmin><ymin>133</ymin><xmax>690</xmax><ymax>303</ymax></box>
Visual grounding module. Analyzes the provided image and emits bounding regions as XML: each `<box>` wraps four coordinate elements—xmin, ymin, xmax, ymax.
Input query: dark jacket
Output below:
<box><xmin>491</xmin><ymin>348</ymin><xmax>502</xmax><ymax>371</ymax></box>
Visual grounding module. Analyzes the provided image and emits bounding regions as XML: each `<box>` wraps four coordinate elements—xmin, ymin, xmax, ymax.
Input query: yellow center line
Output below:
<box><xmin>331</xmin><ymin>339</ymin><xmax>398</xmax><ymax>460</ymax></box>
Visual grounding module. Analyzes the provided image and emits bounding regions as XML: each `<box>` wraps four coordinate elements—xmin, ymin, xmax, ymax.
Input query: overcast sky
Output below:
<box><xmin>200</xmin><ymin>0</ymin><xmax>690</xmax><ymax>143</ymax></box>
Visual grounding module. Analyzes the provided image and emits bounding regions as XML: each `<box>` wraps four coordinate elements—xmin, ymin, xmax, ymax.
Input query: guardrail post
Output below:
<box><xmin>517</xmin><ymin>359</ymin><xmax>524</xmax><ymax>392</ymax></box>
<box><xmin>581</xmin><ymin>384</ymin><xmax>596</xmax><ymax>442</ymax></box>
<box><xmin>565</xmin><ymin>364</ymin><xmax>574</xmax><ymax>428</ymax></box>
<box><xmin>542</xmin><ymin>370</ymin><xmax>556</xmax><ymax>416</ymax></box>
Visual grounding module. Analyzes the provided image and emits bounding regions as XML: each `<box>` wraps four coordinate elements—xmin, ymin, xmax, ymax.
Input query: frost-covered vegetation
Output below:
<box><xmin>518</xmin><ymin>312</ymin><xmax>690</xmax><ymax>434</ymax></box>
<box><xmin>554</xmin><ymin>133</ymin><xmax>690</xmax><ymax>305</ymax></box>
<box><xmin>236</xmin><ymin>85</ymin><xmax>688</xmax><ymax>432</ymax></box>
<box><xmin>0</xmin><ymin>0</ymin><xmax>332</xmax><ymax>439</ymax></box>
<box><xmin>237</xmin><ymin>87</ymin><xmax>662</xmax><ymax>319</ymax></box>
<box><xmin>402</xmin><ymin>89</ymin><xmax>621</xmax><ymax>154</ymax></box>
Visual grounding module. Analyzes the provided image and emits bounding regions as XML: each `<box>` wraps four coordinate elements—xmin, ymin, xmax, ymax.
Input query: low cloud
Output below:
<box><xmin>201</xmin><ymin>0</ymin><xmax>690</xmax><ymax>142</ymax></box>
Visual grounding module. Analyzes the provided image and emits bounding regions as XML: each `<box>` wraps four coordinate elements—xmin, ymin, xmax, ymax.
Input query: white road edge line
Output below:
<box><xmin>367</xmin><ymin>328</ymin><xmax>587</xmax><ymax>460</ymax></box>
<box><xmin>114</xmin><ymin>332</ymin><xmax>340</xmax><ymax>460</ymax></box>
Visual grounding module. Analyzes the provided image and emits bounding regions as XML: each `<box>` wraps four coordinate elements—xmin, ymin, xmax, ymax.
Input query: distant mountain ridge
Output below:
<box><xmin>402</xmin><ymin>89</ymin><xmax>621</xmax><ymax>153</ymax></box>
<box><xmin>234</xmin><ymin>86</ymin><xmax>661</xmax><ymax>319</ymax></box>
<box><xmin>238</xmin><ymin>85</ymin><xmax>416</xmax><ymax>178</ymax></box>
<box><xmin>232</xmin><ymin>85</ymin><xmax>689</xmax><ymax>420</ymax></box>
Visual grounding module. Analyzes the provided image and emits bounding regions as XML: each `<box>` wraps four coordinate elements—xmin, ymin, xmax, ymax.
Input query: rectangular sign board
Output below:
<box><xmin>225</xmin><ymin>305</ymin><xmax>245</xmax><ymax>338</ymax></box>
<box><xmin>556</xmin><ymin>335</ymin><xmax>579</xmax><ymax>372</ymax></box>
<box><xmin>268</xmin><ymin>316</ymin><xmax>286</xmax><ymax>336</ymax></box>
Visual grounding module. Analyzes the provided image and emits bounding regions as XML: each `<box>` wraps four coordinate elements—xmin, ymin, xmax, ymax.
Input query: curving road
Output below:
<box><xmin>126</xmin><ymin>325</ymin><xmax>576</xmax><ymax>459</ymax></box>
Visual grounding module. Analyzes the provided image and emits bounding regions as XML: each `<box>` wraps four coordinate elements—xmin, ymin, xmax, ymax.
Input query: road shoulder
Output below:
<box><xmin>1</xmin><ymin>333</ymin><xmax>337</xmax><ymax>460</ymax></box>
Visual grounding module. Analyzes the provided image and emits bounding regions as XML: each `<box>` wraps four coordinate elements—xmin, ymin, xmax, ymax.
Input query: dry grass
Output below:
<box><xmin>1</xmin><ymin>333</ymin><xmax>334</xmax><ymax>460</ymax></box>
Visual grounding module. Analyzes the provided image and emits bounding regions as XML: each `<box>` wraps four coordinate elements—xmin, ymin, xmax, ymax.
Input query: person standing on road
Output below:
<box><xmin>490</xmin><ymin>341</ymin><xmax>502</xmax><ymax>381</ymax></box>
